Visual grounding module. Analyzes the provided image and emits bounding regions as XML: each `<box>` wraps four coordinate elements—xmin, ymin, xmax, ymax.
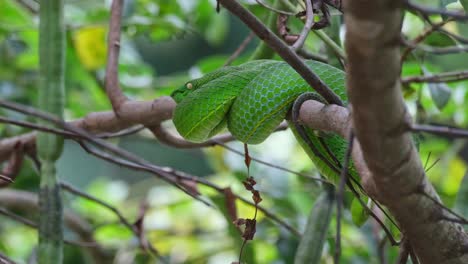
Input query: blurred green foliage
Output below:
<box><xmin>0</xmin><ymin>0</ymin><xmax>467</xmax><ymax>263</ymax></box>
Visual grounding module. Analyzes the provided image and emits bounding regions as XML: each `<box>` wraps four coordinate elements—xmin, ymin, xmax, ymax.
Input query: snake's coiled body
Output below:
<box><xmin>171</xmin><ymin>60</ymin><xmax>355</xmax><ymax>183</ymax></box>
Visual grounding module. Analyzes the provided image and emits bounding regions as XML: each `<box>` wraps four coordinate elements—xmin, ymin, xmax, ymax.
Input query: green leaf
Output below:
<box><xmin>461</xmin><ymin>0</ymin><xmax>468</xmax><ymax>11</ymax></box>
<box><xmin>424</xmin><ymin>32</ymin><xmax>456</xmax><ymax>47</ymax></box>
<box><xmin>294</xmin><ymin>187</ymin><xmax>334</xmax><ymax>264</ymax></box>
<box><xmin>0</xmin><ymin>0</ymin><xmax>33</xmax><ymax>29</ymax></box>
<box><xmin>351</xmin><ymin>197</ymin><xmax>370</xmax><ymax>227</ymax></box>
<box><xmin>204</xmin><ymin>12</ymin><xmax>229</xmax><ymax>46</ymax></box>
<box><xmin>429</xmin><ymin>82</ymin><xmax>451</xmax><ymax>110</ymax></box>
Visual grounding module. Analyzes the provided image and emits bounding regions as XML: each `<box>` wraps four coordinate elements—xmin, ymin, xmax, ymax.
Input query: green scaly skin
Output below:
<box><xmin>171</xmin><ymin>60</ymin><xmax>358</xmax><ymax>185</ymax></box>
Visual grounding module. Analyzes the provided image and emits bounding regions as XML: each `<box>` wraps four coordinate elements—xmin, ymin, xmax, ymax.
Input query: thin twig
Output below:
<box><xmin>401</xmin><ymin>37</ymin><xmax>468</xmax><ymax>55</ymax></box>
<box><xmin>255</xmin><ymin>0</ymin><xmax>295</xmax><ymax>15</ymax></box>
<box><xmin>334</xmin><ymin>130</ymin><xmax>354</xmax><ymax>264</ymax></box>
<box><xmin>402</xmin><ymin>70</ymin><xmax>468</xmax><ymax>84</ymax></box>
<box><xmin>401</xmin><ymin>19</ymin><xmax>452</xmax><ymax>63</ymax></box>
<box><xmin>96</xmin><ymin>125</ymin><xmax>145</xmax><ymax>139</ymax></box>
<box><xmin>149</xmin><ymin>124</ymin><xmax>236</xmax><ymax>148</ymax></box>
<box><xmin>297</xmin><ymin>49</ymin><xmax>328</xmax><ymax>63</ymax></box>
<box><xmin>291</xmin><ymin>0</ymin><xmax>314</xmax><ymax>51</ymax></box>
<box><xmin>0</xmin><ymin>207</ymin><xmax>97</xmax><ymax>248</ymax></box>
<box><xmin>0</xmin><ymin>116</ymin><xmax>77</xmax><ymax>138</ymax></box>
<box><xmin>213</xmin><ymin>140</ymin><xmax>330</xmax><ymax>183</ymax></box>
<box><xmin>416</xmin><ymin>44</ymin><xmax>468</xmax><ymax>55</ymax></box>
<box><xmin>149</xmin><ymin>122</ymin><xmax>328</xmax><ymax>183</ymax></box>
<box><xmin>60</xmin><ymin>181</ymin><xmax>162</xmax><ymax>257</ymax></box>
<box><xmin>419</xmin><ymin>190</ymin><xmax>468</xmax><ymax>225</ymax></box>
<box><xmin>0</xmin><ymin>116</ymin><xmax>143</xmax><ymax>140</ymax></box>
<box><xmin>410</xmin><ymin>124</ymin><xmax>468</xmax><ymax>139</ymax></box>
<box><xmin>405</xmin><ymin>0</ymin><xmax>468</xmax><ymax>21</ymax></box>
<box><xmin>0</xmin><ymin>251</ymin><xmax>16</xmax><ymax>264</ymax></box>
<box><xmin>60</xmin><ymin>182</ymin><xmax>135</xmax><ymax>233</ymax></box>
<box><xmin>420</xmin><ymin>16</ymin><xmax>468</xmax><ymax>45</ymax></box>
<box><xmin>76</xmin><ymin>140</ymin><xmax>211</xmax><ymax>206</ymax></box>
<box><xmin>436</xmin><ymin>28</ymin><xmax>468</xmax><ymax>44</ymax></box>
<box><xmin>224</xmin><ymin>32</ymin><xmax>255</xmax><ymax>66</ymax></box>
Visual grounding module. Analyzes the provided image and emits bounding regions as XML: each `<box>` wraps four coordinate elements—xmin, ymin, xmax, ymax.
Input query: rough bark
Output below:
<box><xmin>344</xmin><ymin>1</ymin><xmax>468</xmax><ymax>263</ymax></box>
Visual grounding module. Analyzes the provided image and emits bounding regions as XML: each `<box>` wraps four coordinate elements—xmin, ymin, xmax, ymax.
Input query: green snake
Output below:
<box><xmin>171</xmin><ymin>60</ymin><xmax>357</xmax><ymax>185</ymax></box>
<box><xmin>170</xmin><ymin>59</ymin><xmax>404</xmax><ymax>232</ymax></box>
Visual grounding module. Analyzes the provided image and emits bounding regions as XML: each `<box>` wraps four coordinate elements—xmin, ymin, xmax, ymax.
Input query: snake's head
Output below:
<box><xmin>171</xmin><ymin>82</ymin><xmax>195</xmax><ymax>103</ymax></box>
<box><xmin>171</xmin><ymin>66</ymin><xmax>240</xmax><ymax>103</ymax></box>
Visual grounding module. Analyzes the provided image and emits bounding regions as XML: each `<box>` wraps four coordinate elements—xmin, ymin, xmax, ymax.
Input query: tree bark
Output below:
<box><xmin>344</xmin><ymin>1</ymin><xmax>468</xmax><ymax>263</ymax></box>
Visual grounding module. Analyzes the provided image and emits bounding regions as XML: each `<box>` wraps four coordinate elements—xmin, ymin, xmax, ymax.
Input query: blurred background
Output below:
<box><xmin>0</xmin><ymin>0</ymin><xmax>467</xmax><ymax>263</ymax></box>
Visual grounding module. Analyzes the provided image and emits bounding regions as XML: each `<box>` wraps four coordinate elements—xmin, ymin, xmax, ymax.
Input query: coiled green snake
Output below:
<box><xmin>171</xmin><ymin>60</ymin><xmax>359</xmax><ymax>185</ymax></box>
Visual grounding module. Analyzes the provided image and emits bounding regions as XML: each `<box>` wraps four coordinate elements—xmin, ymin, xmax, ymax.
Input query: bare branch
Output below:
<box><xmin>334</xmin><ymin>131</ymin><xmax>354</xmax><ymax>264</ymax></box>
<box><xmin>401</xmin><ymin>19</ymin><xmax>452</xmax><ymax>63</ymax></box>
<box><xmin>148</xmin><ymin>124</ymin><xmax>235</xmax><ymax>148</ymax></box>
<box><xmin>291</xmin><ymin>0</ymin><xmax>314</xmax><ymax>51</ymax></box>
<box><xmin>60</xmin><ymin>181</ymin><xmax>161</xmax><ymax>257</ymax></box>
<box><xmin>405</xmin><ymin>0</ymin><xmax>468</xmax><ymax>21</ymax></box>
<box><xmin>255</xmin><ymin>0</ymin><xmax>295</xmax><ymax>15</ymax></box>
<box><xmin>410</xmin><ymin>124</ymin><xmax>468</xmax><ymax>139</ymax></box>
<box><xmin>402</xmin><ymin>70</ymin><xmax>468</xmax><ymax>84</ymax></box>
<box><xmin>0</xmin><ymin>96</ymin><xmax>175</xmax><ymax>163</ymax></box>
<box><xmin>224</xmin><ymin>32</ymin><xmax>255</xmax><ymax>66</ymax></box>
<box><xmin>105</xmin><ymin>0</ymin><xmax>128</xmax><ymax>113</ymax></box>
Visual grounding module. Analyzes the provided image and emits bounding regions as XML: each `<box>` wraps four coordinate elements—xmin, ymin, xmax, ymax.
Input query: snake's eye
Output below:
<box><xmin>186</xmin><ymin>83</ymin><xmax>193</xmax><ymax>89</ymax></box>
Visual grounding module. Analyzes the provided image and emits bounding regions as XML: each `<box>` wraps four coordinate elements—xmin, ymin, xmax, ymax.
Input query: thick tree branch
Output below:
<box><xmin>345</xmin><ymin>1</ymin><xmax>468</xmax><ymax>263</ymax></box>
<box><xmin>105</xmin><ymin>0</ymin><xmax>128</xmax><ymax>113</ymax></box>
<box><xmin>0</xmin><ymin>97</ymin><xmax>175</xmax><ymax>163</ymax></box>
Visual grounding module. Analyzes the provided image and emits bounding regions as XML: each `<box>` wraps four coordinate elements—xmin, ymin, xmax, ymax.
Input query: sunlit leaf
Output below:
<box><xmin>73</xmin><ymin>26</ymin><xmax>108</xmax><ymax>70</ymax></box>
<box><xmin>0</xmin><ymin>0</ymin><xmax>33</xmax><ymax>29</ymax></box>
<box><xmin>461</xmin><ymin>0</ymin><xmax>468</xmax><ymax>11</ymax></box>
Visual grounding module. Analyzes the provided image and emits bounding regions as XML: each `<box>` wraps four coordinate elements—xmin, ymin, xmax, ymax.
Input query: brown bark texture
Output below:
<box><xmin>344</xmin><ymin>1</ymin><xmax>468</xmax><ymax>263</ymax></box>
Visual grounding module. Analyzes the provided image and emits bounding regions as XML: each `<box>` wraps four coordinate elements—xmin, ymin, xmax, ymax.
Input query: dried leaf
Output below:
<box><xmin>224</xmin><ymin>188</ymin><xmax>238</xmax><ymax>221</ymax></box>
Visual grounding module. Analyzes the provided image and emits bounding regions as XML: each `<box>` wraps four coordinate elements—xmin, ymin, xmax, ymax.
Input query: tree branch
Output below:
<box><xmin>291</xmin><ymin>0</ymin><xmax>314</xmax><ymax>51</ymax></box>
<box><xmin>345</xmin><ymin>1</ymin><xmax>468</xmax><ymax>263</ymax></box>
<box><xmin>105</xmin><ymin>0</ymin><xmax>128</xmax><ymax>112</ymax></box>
<box><xmin>0</xmin><ymin>97</ymin><xmax>175</xmax><ymax>163</ymax></box>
